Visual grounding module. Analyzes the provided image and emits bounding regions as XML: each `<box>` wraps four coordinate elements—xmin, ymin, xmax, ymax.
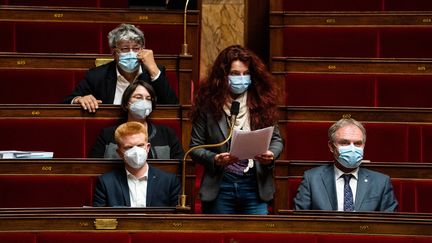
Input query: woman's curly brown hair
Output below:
<box><xmin>190</xmin><ymin>45</ymin><xmax>279</xmax><ymax>130</ymax></box>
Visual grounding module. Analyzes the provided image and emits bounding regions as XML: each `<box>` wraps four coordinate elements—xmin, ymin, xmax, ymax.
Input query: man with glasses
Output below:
<box><xmin>64</xmin><ymin>23</ymin><xmax>178</xmax><ymax>112</ymax></box>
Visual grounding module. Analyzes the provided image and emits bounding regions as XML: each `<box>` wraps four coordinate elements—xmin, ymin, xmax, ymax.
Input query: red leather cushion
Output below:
<box><xmin>38</xmin><ymin>232</ymin><xmax>130</xmax><ymax>243</ymax></box>
<box><xmin>0</xmin><ymin>69</ymin><xmax>76</xmax><ymax>104</ymax></box>
<box><xmin>285</xmin><ymin>73</ymin><xmax>376</xmax><ymax>106</ymax></box>
<box><xmin>283</xmin><ymin>0</ymin><xmax>381</xmax><ymax>11</ymax></box>
<box><xmin>0</xmin><ymin>119</ymin><xmax>85</xmax><ymax>158</ymax></box>
<box><xmin>0</xmin><ymin>175</ymin><xmax>94</xmax><ymax>207</ymax></box>
<box><xmin>283</xmin><ymin>28</ymin><xmax>378</xmax><ymax>57</ymax></box>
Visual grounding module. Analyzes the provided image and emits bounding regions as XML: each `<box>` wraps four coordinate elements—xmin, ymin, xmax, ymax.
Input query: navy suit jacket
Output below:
<box><xmin>294</xmin><ymin>164</ymin><xmax>398</xmax><ymax>212</ymax></box>
<box><xmin>93</xmin><ymin>166</ymin><xmax>181</xmax><ymax>207</ymax></box>
<box><xmin>63</xmin><ymin>61</ymin><xmax>178</xmax><ymax>104</ymax></box>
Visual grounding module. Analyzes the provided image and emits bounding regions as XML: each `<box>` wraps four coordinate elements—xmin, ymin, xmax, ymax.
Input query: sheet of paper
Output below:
<box><xmin>229</xmin><ymin>126</ymin><xmax>274</xmax><ymax>160</ymax></box>
<box><xmin>0</xmin><ymin>150</ymin><xmax>53</xmax><ymax>159</ymax></box>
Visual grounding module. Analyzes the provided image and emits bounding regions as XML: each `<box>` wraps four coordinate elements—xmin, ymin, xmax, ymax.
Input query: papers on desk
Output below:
<box><xmin>0</xmin><ymin>150</ymin><xmax>54</xmax><ymax>159</ymax></box>
<box><xmin>229</xmin><ymin>126</ymin><xmax>274</xmax><ymax>160</ymax></box>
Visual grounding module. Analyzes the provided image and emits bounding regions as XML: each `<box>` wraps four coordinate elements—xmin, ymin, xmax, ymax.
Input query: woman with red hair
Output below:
<box><xmin>189</xmin><ymin>45</ymin><xmax>284</xmax><ymax>214</ymax></box>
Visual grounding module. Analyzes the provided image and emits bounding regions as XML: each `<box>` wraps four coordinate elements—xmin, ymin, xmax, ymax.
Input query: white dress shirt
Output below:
<box><xmin>126</xmin><ymin>168</ymin><xmax>148</xmax><ymax>207</ymax></box>
<box><xmin>113</xmin><ymin>66</ymin><xmax>161</xmax><ymax>104</ymax></box>
<box><xmin>334</xmin><ymin>166</ymin><xmax>358</xmax><ymax>211</ymax></box>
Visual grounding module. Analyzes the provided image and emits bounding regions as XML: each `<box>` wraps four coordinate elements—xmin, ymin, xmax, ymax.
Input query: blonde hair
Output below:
<box><xmin>114</xmin><ymin>121</ymin><xmax>148</xmax><ymax>145</ymax></box>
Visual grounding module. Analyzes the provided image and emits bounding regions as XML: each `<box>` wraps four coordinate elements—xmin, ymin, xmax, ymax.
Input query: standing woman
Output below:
<box><xmin>189</xmin><ymin>45</ymin><xmax>284</xmax><ymax>214</ymax></box>
<box><xmin>90</xmin><ymin>80</ymin><xmax>184</xmax><ymax>160</ymax></box>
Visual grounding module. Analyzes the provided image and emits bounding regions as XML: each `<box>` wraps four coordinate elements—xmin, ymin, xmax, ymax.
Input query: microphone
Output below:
<box><xmin>176</xmin><ymin>101</ymin><xmax>240</xmax><ymax>210</ymax></box>
<box><xmin>230</xmin><ymin>101</ymin><xmax>240</xmax><ymax>130</ymax></box>
<box><xmin>181</xmin><ymin>0</ymin><xmax>190</xmax><ymax>55</ymax></box>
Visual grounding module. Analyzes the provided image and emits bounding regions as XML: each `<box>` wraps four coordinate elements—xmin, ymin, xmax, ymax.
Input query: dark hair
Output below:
<box><xmin>190</xmin><ymin>45</ymin><xmax>279</xmax><ymax>129</ymax></box>
<box><xmin>120</xmin><ymin>80</ymin><xmax>157</xmax><ymax>112</ymax></box>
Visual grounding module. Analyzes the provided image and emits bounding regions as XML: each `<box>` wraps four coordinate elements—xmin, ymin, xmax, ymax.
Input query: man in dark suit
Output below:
<box><xmin>294</xmin><ymin>118</ymin><xmax>398</xmax><ymax>212</ymax></box>
<box><xmin>93</xmin><ymin>121</ymin><xmax>180</xmax><ymax>207</ymax></box>
<box><xmin>63</xmin><ymin>23</ymin><xmax>178</xmax><ymax>112</ymax></box>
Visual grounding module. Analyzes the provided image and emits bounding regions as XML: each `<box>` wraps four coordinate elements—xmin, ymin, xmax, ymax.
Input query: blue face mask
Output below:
<box><xmin>118</xmin><ymin>51</ymin><xmax>139</xmax><ymax>73</ymax></box>
<box><xmin>337</xmin><ymin>144</ymin><xmax>364</xmax><ymax>169</ymax></box>
<box><xmin>228</xmin><ymin>75</ymin><xmax>251</xmax><ymax>94</ymax></box>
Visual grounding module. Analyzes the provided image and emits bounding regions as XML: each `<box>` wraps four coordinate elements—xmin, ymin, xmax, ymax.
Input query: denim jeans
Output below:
<box><xmin>201</xmin><ymin>172</ymin><xmax>268</xmax><ymax>214</ymax></box>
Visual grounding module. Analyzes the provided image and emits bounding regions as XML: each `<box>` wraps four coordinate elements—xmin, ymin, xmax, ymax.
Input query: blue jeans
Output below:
<box><xmin>201</xmin><ymin>172</ymin><xmax>268</xmax><ymax>214</ymax></box>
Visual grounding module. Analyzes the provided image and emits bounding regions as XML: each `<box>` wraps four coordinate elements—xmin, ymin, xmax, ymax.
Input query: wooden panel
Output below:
<box><xmin>0</xmin><ymin>211</ymin><xmax>431</xmax><ymax>237</ymax></box>
<box><xmin>0</xmin><ymin>53</ymin><xmax>193</xmax><ymax>105</ymax></box>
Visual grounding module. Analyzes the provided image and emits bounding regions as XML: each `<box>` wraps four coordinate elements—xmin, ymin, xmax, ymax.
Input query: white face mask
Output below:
<box><xmin>123</xmin><ymin>146</ymin><xmax>148</xmax><ymax>169</ymax></box>
<box><xmin>129</xmin><ymin>99</ymin><xmax>152</xmax><ymax>120</ymax></box>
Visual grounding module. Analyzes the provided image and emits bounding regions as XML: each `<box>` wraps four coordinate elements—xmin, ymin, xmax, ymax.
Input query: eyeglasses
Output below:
<box><xmin>116</xmin><ymin>47</ymin><xmax>142</xmax><ymax>53</ymax></box>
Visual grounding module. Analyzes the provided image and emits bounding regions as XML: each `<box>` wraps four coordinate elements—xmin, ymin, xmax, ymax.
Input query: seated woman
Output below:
<box><xmin>90</xmin><ymin>80</ymin><xmax>184</xmax><ymax>159</ymax></box>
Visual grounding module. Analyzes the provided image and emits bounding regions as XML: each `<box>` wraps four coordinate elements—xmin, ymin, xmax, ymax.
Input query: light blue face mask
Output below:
<box><xmin>228</xmin><ymin>75</ymin><xmax>251</xmax><ymax>94</ymax></box>
<box><xmin>337</xmin><ymin>144</ymin><xmax>364</xmax><ymax>169</ymax></box>
<box><xmin>118</xmin><ymin>51</ymin><xmax>139</xmax><ymax>73</ymax></box>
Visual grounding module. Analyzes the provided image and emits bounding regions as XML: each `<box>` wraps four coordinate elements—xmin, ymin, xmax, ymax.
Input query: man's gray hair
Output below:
<box><xmin>328</xmin><ymin>118</ymin><xmax>366</xmax><ymax>144</ymax></box>
<box><xmin>108</xmin><ymin>23</ymin><xmax>145</xmax><ymax>48</ymax></box>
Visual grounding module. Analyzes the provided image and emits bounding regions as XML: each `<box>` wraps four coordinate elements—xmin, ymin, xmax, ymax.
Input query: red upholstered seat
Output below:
<box><xmin>286</xmin><ymin>178</ymin><xmax>302</xmax><ymax>210</ymax></box>
<box><xmin>101</xmin><ymin>24</ymin><xmax>183</xmax><ymax>55</ymax></box>
<box><xmin>15</xmin><ymin>22</ymin><xmax>101</xmax><ymax>54</ymax></box>
<box><xmin>131</xmin><ymin>232</ymin><xmax>224</xmax><ymax>243</ymax></box>
<box><xmin>6</xmin><ymin>0</ymin><xmax>98</xmax><ymax>7</ymax></box>
<box><xmin>38</xmin><ymin>232</ymin><xmax>130</xmax><ymax>243</ymax></box>
<box><xmin>5</xmin><ymin>0</ymin><xmax>128</xmax><ymax>7</ymax></box>
<box><xmin>377</xmin><ymin>75</ymin><xmax>432</xmax><ymax>108</ymax></box>
<box><xmin>363</xmin><ymin>123</ymin><xmax>413</xmax><ymax>162</ymax></box>
<box><xmin>285</xmin><ymin>74</ymin><xmax>376</xmax><ymax>106</ymax></box>
<box><xmin>282</xmin><ymin>0</ymin><xmax>382</xmax><ymax>11</ymax></box>
<box><xmin>0</xmin><ymin>22</ymin><xmax>14</xmax><ymax>52</ymax></box>
<box><xmin>225</xmin><ymin>233</ymin><xmax>316</xmax><ymax>242</ymax></box>
<box><xmin>284</xmin><ymin>122</ymin><xmax>432</xmax><ymax>162</ymax></box>
<box><xmin>317</xmin><ymin>234</ymin><xmax>412</xmax><ymax>243</ymax></box>
<box><xmin>0</xmin><ymin>69</ymin><xmax>79</xmax><ymax>104</ymax></box>
<box><xmin>285</xmin><ymin>122</ymin><xmax>333</xmax><ymax>161</ymax></box>
<box><xmin>282</xmin><ymin>28</ymin><xmax>378</xmax><ymax>58</ymax></box>
<box><xmin>385</xmin><ymin>0</ymin><xmax>432</xmax><ymax>11</ymax></box>
<box><xmin>380</xmin><ymin>28</ymin><xmax>432</xmax><ymax>58</ymax></box>
<box><xmin>0</xmin><ymin>119</ymin><xmax>85</xmax><ymax>158</ymax></box>
<box><xmin>0</xmin><ymin>233</ymin><xmax>36</xmax><ymax>243</ymax></box>
<box><xmin>0</xmin><ymin>175</ymin><xmax>94</xmax><ymax>207</ymax></box>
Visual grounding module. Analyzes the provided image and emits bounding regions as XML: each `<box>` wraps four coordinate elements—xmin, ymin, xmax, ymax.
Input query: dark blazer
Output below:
<box><xmin>89</xmin><ymin>122</ymin><xmax>184</xmax><ymax>159</ymax></box>
<box><xmin>63</xmin><ymin>61</ymin><xmax>178</xmax><ymax>104</ymax></box>
<box><xmin>189</xmin><ymin>111</ymin><xmax>284</xmax><ymax>202</ymax></box>
<box><xmin>93</xmin><ymin>166</ymin><xmax>181</xmax><ymax>207</ymax></box>
<box><xmin>294</xmin><ymin>164</ymin><xmax>398</xmax><ymax>212</ymax></box>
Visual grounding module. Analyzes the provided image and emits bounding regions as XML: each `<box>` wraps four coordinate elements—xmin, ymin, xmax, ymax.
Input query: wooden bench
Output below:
<box><xmin>0</xmin><ymin>6</ymin><xmax>199</xmax><ymax>104</ymax></box>
<box><xmin>0</xmin><ymin>210</ymin><xmax>431</xmax><ymax>242</ymax></box>
<box><xmin>0</xmin><ymin>53</ymin><xmax>192</xmax><ymax>104</ymax></box>
<box><xmin>278</xmin><ymin>106</ymin><xmax>432</xmax><ymax>161</ymax></box>
<box><xmin>0</xmin><ymin>105</ymin><xmax>183</xmax><ymax>158</ymax></box>
<box><xmin>274</xmin><ymin>160</ymin><xmax>432</xmax><ymax>214</ymax></box>
<box><xmin>0</xmin><ymin>159</ymin><xmax>197</xmax><ymax>211</ymax></box>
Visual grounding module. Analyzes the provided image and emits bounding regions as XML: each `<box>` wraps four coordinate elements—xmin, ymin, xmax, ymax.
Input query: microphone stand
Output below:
<box><xmin>181</xmin><ymin>0</ymin><xmax>190</xmax><ymax>55</ymax></box>
<box><xmin>176</xmin><ymin>102</ymin><xmax>239</xmax><ymax>210</ymax></box>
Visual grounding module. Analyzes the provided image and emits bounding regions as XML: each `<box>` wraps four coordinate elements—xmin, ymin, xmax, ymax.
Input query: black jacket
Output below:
<box><xmin>63</xmin><ymin>61</ymin><xmax>178</xmax><ymax>104</ymax></box>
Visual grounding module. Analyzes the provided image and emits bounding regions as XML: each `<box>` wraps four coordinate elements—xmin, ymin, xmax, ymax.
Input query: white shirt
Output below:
<box><xmin>113</xmin><ymin>66</ymin><xmax>161</xmax><ymax>104</ymax></box>
<box><xmin>334</xmin><ymin>166</ymin><xmax>358</xmax><ymax>211</ymax></box>
<box><xmin>113</xmin><ymin>66</ymin><xmax>143</xmax><ymax>104</ymax></box>
<box><xmin>126</xmin><ymin>168</ymin><xmax>148</xmax><ymax>207</ymax></box>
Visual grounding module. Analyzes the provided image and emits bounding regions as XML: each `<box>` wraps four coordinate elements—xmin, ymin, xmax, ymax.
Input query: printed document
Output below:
<box><xmin>229</xmin><ymin>126</ymin><xmax>274</xmax><ymax>160</ymax></box>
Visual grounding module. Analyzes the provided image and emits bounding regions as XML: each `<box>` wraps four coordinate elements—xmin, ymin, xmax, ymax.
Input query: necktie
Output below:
<box><xmin>343</xmin><ymin>174</ymin><xmax>355</xmax><ymax>211</ymax></box>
